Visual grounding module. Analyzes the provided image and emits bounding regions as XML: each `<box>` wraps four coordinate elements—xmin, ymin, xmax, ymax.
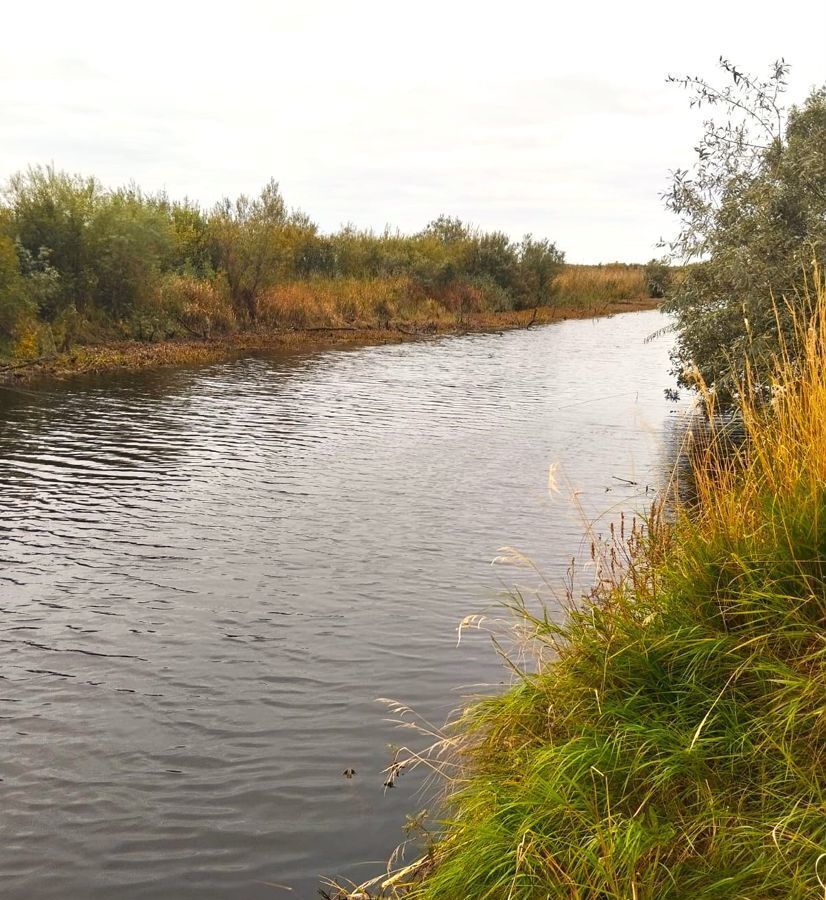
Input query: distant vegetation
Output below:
<box><xmin>555</xmin><ymin>263</ymin><xmax>660</xmax><ymax>307</ymax></box>
<box><xmin>0</xmin><ymin>169</ymin><xmax>656</xmax><ymax>363</ymax></box>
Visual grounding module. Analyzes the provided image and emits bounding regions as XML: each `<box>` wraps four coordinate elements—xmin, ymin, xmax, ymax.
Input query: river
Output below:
<box><xmin>0</xmin><ymin>309</ymin><xmax>678</xmax><ymax>899</ymax></box>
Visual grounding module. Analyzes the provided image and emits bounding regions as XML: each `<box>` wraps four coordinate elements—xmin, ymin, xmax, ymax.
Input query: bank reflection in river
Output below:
<box><xmin>0</xmin><ymin>309</ymin><xmax>675</xmax><ymax>899</ymax></box>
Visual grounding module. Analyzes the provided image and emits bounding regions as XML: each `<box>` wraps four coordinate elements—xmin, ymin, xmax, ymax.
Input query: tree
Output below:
<box><xmin>643</xmin><ymin>258</ymin><xmax>672</xmax><ymax>299</ymax></box>
<box><xmin>90</xmin><ymin>188</ymin><xmax>172</xmax><ymax>319</ymax></box>
<box><xmin>467</xmin><ymin>230</ymin><xmax>521</xmax><ymax>295</ymax></box>
<box><xmin>168</xmin><ymin>200</ymin><xmax>214</xmax><ymax>277</ymax></box>
<box><xmin>3</xmin><ymin>166</ymin><xmax>101</xmax><ymax>319</ymax></box>
<box><xmin>518</xmin><ymin>235</ymin><xmax>565</xmax><ymax>308</ymax></box>
<box><xmin>421</xmin><ymin>215</ymin><xmax>470</xmax><ymax>246</ymax></box>
<box><xmin>209</xmin><ymin>179</ymin><xmax>290</xmax><ymax>322</ymax></box>
<box><xmin>662</xmin><ymin>59</ymin><xmax>826</xmax><ymax>401</ymax></box>
<box><xmin>2</xmin><ymin>168</ymin><xmax>173</xmax><ymax>325</ymax></box>
<box><xmin>0</xmin><ymin>235</ymin><xmax>27</xmax><ymax>339</ymax></box>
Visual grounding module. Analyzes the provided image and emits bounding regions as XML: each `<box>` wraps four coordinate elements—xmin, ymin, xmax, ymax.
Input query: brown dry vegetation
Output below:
<box><xmin>552</xmin><ymin>263</ymin><xmax>650</xmax><ymax>307</ymax></box>
<box><xmin>1</xmin><ymin>289</ymin><xmax>658</xmax><ymax>383</ymax></box>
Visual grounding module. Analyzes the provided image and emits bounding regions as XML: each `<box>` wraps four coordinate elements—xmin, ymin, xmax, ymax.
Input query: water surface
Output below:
<box><xmin>0</xmin><ymin>310</ymin><xmax>676</xmax><ymax>898</ymax></box>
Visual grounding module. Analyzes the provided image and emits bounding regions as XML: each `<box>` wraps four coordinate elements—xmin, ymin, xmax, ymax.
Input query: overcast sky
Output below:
<box><xmin>2</xmin><ymin>0</ymin><xmax>824</xmax><ymax>262</ymax></box>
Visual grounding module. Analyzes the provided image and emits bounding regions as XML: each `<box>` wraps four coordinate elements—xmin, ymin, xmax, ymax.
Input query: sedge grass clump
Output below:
<box><xmin>362</xmin><ymin>274</ymin><xmax>826</xmax><ymax>899</ymax></box>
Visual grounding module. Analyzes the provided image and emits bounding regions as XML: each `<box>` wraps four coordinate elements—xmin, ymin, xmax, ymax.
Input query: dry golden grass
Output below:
<box><xmin>689</xmin><ymin>264</ymin><xmax>826</xmax><ymax>547</ymax></box>
<box><xmin>259</xmin><ymin>268</ymin><xmax>655</xmax><ymax>330</ymax></box>
<box><xmin>257</xmin><ymin>277</ymin><xmax>452</xmax><ymax>329</ymax></box>
<box><xmin>553</xmin><ymin>263</ymin><xmax>649</xmax><ymax>308</ymax></box>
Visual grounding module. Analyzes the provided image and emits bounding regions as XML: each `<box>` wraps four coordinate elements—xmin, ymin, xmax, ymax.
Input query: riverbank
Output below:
<box><xmin>0</xmin><ymin>298</ymin><xmax>658</xmax><ymax>383</ymax></box>
<box><xmin>346</xmin><ymin>280</ymin><xmax>826</xmax><ymax>898</ymax></box>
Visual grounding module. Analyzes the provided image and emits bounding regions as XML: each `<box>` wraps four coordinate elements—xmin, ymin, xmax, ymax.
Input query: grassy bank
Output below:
<box><xmin>347</xmin><ymin>276</ymin><xmax>826</xmax><ymax>898</ymax></box>
<box><xmin>0</xmin><ymin>292</ymin><xmax>657</xmax><ymax>383</ymax></box>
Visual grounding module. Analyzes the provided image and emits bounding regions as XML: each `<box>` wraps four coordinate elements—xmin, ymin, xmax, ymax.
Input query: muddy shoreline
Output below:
<box><xmin>1</xmin><ymin>299</ymin><xmax>658</xmax><ymax>384</ymax></box>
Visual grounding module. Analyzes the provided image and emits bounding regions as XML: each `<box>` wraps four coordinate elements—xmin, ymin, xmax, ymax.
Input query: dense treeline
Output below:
<box><xmin>0</xmin><ymin>167</ymin><xmax>586</xmax><ymax>358</ymax></box>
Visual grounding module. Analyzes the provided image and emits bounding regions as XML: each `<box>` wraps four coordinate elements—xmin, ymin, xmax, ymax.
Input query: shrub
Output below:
<box><xmin>0</xmin><ymin>167</ymin><xmax>571</xmax><ymax>355</ymax></box>
<box><xmin>0</xmin><ymin>235</ymin><xmax>29</xmax><ymax>340</ymax></box>
<box><xmin>663</xmin><ymin>61</ymin><xmax>826</xmax><ymax>402</ymax></box>
<box><xmin>643</xmin><ymin>258</ymin><xmax>672</xmax><ymax>299</ymax></box>
<box><xmin>517</xmin><ymin>235</ymin><xmax>565</xmax><ymax>308</ymax></box>
<box><xmin>2</xmin><ymin>167</ymin><xmax>173</xmax><ymax>323</ymax></box>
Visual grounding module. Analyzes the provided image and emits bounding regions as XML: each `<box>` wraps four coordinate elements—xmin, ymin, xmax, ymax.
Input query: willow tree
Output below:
<box><xmin>518</xmin><ymin>235</ymin><xmax>565</xmax><ymax>309</ymax></box>
<box><xmin>209</xmin><ymin>179</ymin><xmax>290</xmax><ymax>323</ymax></box>
<box><xmin>663</xmin><ymin>59</ymin><xmax>826</xmax><ymax>401</ymax></box>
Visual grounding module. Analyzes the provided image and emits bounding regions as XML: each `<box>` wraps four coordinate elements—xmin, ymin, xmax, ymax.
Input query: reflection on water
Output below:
<box><xmin>0</xmin><ymin>310</ymin><xmax>677</xmax><ymax>899</ymax></box>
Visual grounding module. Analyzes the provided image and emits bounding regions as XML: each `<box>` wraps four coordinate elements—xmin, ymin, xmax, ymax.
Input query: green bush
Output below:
<box><xmin>0</xmin><ymin>235</ymin><xmax>28</xmax><ymax>341</ymax></box>
<box><xmin>0</xmin><ymin>167</ymin><xmax>568</xmax><ymax>355</ymax></box>
<box><xmin>643</xmin><ymin>258</ymin><xmax>671</xmax><ymax>299</ymax></box>
<box><xmin>663</xmin><ymin>61</ymin><xmax>826</xmax><ymax>402</ymax></box>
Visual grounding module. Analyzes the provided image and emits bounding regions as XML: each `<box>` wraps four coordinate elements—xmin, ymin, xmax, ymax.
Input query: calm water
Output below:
<box><xmin>0</xmin><ymin>310</ymin><xmax>677</xmax><ymax>899</ymax></box>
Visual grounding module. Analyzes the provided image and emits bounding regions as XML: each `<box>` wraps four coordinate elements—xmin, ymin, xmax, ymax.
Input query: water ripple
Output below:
<box><xmin>0</xmin><ymin>311</ymin><xmax>679</xmax><ymax>898</ymax></box>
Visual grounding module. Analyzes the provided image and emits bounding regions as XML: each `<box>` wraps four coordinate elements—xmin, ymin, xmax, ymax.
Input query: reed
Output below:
<box><xmin>257</xmin><ymin>277</ymin><xmax>452</xmax><ymax>330</ymax></box>
<box><xmin>346</xmin><ymin>270</ymin><xmax>826</xmax><ymax>898</ymax></box>
<box><xmin>552</xmin><ymin>264</ymin><xmax>649</xmax><ymax>309</ymax></box>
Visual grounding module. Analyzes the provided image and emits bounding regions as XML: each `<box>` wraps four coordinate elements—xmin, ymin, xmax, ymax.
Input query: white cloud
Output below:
<box><xmin>1</xmin><ymin>0</ymin><xmax>823</xmax><ymax>261</ymax></box>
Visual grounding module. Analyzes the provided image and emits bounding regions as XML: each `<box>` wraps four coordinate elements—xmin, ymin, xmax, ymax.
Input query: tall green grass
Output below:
<box><xmin>351</xmin><ymin>273</ymin><xmax>826</xmax><ymax>899</ymax></box>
